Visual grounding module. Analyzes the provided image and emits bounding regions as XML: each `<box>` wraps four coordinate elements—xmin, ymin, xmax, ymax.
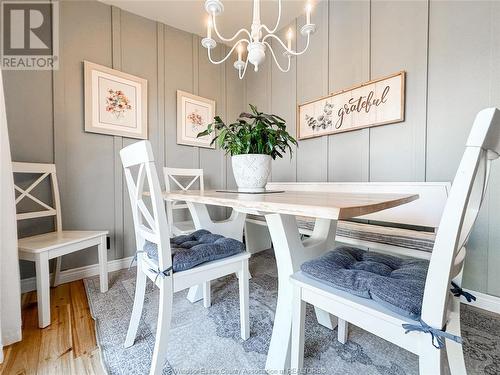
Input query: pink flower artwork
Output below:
<box><xmin>187</xmin><ymin>110</ymin><xmax>204</xmax><ymax>131</ymax></box>
<box><xmin>105</xmin><ymin>89</ymin><xmax>132</xmax><ymax>119</ymax></box>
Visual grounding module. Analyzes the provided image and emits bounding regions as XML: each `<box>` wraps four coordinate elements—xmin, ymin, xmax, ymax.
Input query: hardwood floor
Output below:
<box><xmin>0</xmin><ymin>281</ymin><xmax>105</xmax><ymax>375</ymax></box>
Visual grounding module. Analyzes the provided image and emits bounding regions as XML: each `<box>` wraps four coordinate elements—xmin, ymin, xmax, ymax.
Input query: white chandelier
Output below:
<box><xmin>201</xmin><ymin>0</ymin><xmax>316</xmax><ymax>79</ymax></box>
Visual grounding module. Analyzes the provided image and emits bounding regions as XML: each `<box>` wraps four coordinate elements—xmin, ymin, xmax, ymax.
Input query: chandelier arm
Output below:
<box><xmin>211</xmin><ymin>14</ymin><xmax>252</xmax><ymax>42</ymax></box>
<box><xmin>263</xmin><ymin>42</ymin><xmax>291</xmax><ymax>73</ymax></box>
<box><xmin>262</xmin><ymin>32</ymin><xmax>311</xmax><ymax>56</ymax></box>
<box><xmin>238</xmin><ymin>58</ymin><xmax>250</xmax><ymax>79</ymax></box>
<box><xmin>207</xmin><ymin>38</ymin><xmax>250</xmax><ymax>65</ymax></box>
<box><xmin>259</xmin><ymin>0</ymin><xmax>282</xmax><ymax>35</ymax></box>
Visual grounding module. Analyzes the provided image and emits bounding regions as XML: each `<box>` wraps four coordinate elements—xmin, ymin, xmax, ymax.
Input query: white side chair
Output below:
<box><xmin>164</xmin><ymin>167</ymin><xmax>204</xmax><ymax>236</ymax></box>
<box><xmin>121</xmin><ymin>141</ymin><xmax>250</xmax><ymax>375</ymax></box>
<box><xmin>290</xmin><ymin>108</ymin><xmax>500</xmax><ymax>375</ymax></box>
<box><xmin>13</xmin><ymin>162</ymin><xmax>109</xmax><ymax>328</ymax></box>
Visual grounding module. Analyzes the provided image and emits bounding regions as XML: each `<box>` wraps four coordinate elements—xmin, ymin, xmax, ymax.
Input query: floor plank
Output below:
<box><xmin>69</xmin><ymin>281</ymin><xmax>97</xmax><ymax>358</ymax></box>
<box><xmin>0</xmin><ymin>280</ymin><xmax>105</xmax><ymax>375</ymax></box>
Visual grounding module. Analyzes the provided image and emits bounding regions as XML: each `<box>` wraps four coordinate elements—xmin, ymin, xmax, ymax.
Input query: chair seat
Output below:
<box><xmin>18</xmin><ymin>230</ymin><xmax>108</xmax><ymax>254</ymax></box>
<box><xmin>143</xmin><ymin>229</ymin><xmax>245</xmax><ymax>272</ymax></box>
<box><xmin>301</xmin><ymin>246</ymin><xmax>429</xmax><ymax>319</ymax></box>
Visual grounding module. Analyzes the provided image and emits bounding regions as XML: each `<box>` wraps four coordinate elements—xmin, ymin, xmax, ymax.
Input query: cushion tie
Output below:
<box><xmin>451</xmin><ymin>281</ymin><xmax>476</xmax><ymax>303</ymax></box>
<box><xmin>149</xmin><ymin>265</ymin><xmax>174</xmax><ymax>283</ymax></box>
<box><xmin>402</xmin><ymin>319</ymin><xmax>462</xmax><ymax>349</ymax></box>
<box><xmin>129</xmin><ymin>250</ymin><xmax>145</xmax><ymax>269</ymax></box>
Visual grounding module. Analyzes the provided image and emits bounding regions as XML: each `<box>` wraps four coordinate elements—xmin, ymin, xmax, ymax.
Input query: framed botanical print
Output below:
<box><xmin>84</xmin><ymin>61</ymin><xmax>148</xmax><ymax>139</ymax></box>
<box><xmin>177</xmin><ymin>90</ymin><xmax>215</xmax><ymax>148</ymax></box>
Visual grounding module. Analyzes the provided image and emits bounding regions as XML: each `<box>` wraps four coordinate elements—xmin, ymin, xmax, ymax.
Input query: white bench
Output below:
<box><xmin>245</xmin><ymin>182</ymin><xmax>451</xmax><ymax>260</ymax></box>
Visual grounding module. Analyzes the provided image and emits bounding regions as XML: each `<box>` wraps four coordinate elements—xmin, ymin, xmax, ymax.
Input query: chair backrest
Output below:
<box><xmin>267</xmin><ymin>181</ymin><xmax>450</xmax><ymax>230</ymax></box>
<box><xmin>120</xmin><ymin>141</ymin><xmax>172</xmax><ymax>271</ymax></box>
<box><xmin>12</xmin><ymin>162</ymin><xmax>62</xmax><ymax>231</ymax></box>
<box><xmin>422</xmin><ymin>108</ymin><xmax>500</xmax><ymax>328</ymax></box>
<box><xmin>164</xmin><ymin>167</ymin><xmax>204</xmax><ymax>232</ymax></box>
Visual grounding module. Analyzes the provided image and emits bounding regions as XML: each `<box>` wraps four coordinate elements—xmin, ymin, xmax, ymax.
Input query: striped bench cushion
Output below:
<box><xmin>246</xmin><ymin>215</ymin><xmax>435</xmax><ymax>253</ymax></box>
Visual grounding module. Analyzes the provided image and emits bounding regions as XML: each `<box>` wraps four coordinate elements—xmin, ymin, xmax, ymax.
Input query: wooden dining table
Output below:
<box><xmin>163</xmin><ymin>189</ymin><xmax>419</xmax><ymax>373</ymax></box>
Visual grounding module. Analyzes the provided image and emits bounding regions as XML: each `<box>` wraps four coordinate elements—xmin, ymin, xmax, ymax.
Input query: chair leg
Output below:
<box><xmin>150</xmin><ymin>277</ymin><xmax>173</xmax><ymax>375</ymax></box>
<box><xmin>124</xmin><ymin>264</ymin><xmax>147</xmax><ymax>348</ymax></box>
<box><xmin>53</xmin><ymin>256</ymin><xmax>62</xmax><ymax>287</ymax></box>
<box><xmin>337</xmin><ymin>318</ymin><xmax>348</xmax><ymax>344</ymax></box>
<box><xmin>447</xmin><ymin>299</ymin><xmax>467</xmax><ymax>375</ymax></box>
<box><xmin>419</xmin><ymin>344</ymin><xmax>444</xmax><ymax>375</ymax></box>
<box><xmin>203</xmin><ymin>281</ymin><xmax>211</xmax><ymax>308</ymax></box>
<box><xmin>290</xmin><ymin>286</ymin><xmax>306</xmax><ymax>372</ymax></box>
<box><xmin>238</xmin><ymin>259</ymin><xmax>250</xmax><ymax>340</ymax></box>
<box><xmin>98</xmin><ymin>236</ymin><xmax>108</xmax><ymax>293</ymax></box>
<box><xmin>35</xmin><ymin>253</ymin><xmax>51</xmax><ymax>328</ymax></box>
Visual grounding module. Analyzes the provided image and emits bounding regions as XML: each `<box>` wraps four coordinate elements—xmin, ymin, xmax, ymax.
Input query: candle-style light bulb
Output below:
<box><xmin>237</xmin><ymin>43</ymin><xmax>243</xmax><ymax>62</ymax></box>
<box><xmin>207</xmin><ymin>17</ymin><xmax>212</xmax><ymax>39</ymax></box>
<box><xmin>306</xmin><ymin>2</ymin><xmax>312</xmax><ymax>25</ymax></box>
<box><xmin>286</xmin><ymin>28</ymin><xmax>293</xmax><ymax>50</ymax></box>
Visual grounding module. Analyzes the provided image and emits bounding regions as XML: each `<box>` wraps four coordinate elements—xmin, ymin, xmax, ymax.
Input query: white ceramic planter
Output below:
<box><xmin>231</xmin><ymin>154</ymin><xmax>272</xmax><ymax>192</ymax></box>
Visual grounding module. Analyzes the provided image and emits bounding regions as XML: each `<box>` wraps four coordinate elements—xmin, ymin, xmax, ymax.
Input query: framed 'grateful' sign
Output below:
<box><xmin>297</xmin><ymin>71</ymin><xmax>405</xmax><ymax>140</ymax></box>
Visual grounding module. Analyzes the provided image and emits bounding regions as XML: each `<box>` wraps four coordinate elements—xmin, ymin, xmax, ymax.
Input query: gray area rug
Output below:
<box><xmin>84</xmin><ymin>250</ymin><xmax>500</xmax><ymax>375</ymax></box>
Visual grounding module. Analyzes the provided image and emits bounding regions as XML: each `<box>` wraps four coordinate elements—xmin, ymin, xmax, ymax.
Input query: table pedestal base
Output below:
<box><xmin>264</xmin><ymin>214</ymin><xmax>339</xmax><ymax>373</ymax></box>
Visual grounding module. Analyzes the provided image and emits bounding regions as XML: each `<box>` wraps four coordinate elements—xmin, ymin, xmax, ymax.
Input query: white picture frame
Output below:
<box><xmin>177</xmin><ymin>90</ymin><xmax>216</xmax><ymax>148</ymax></box>
<box><xmin>84</xmin><ymin>61</ymin><xmax>148</xmax><ymax>139</ymax></box>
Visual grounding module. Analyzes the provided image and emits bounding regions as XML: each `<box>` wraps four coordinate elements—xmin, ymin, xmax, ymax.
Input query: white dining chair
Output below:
<box><xmin>290</xmin><ymin>107</ymin><xmax>500</xmax><ymax>375</ymax></box>
<box><xmin>164</xmin><ymin>167</ymin><xmax>204</xmax><ymax>236</ymax></box>
<box><xmin>120</xmin><ymin>141</ymin><xmax>250</xmax><ymax>375</ymax></box>
<box><xmin>13</xmin><ymin>162</ymin><xmax>109</xmax><ymax>328</ymax></box>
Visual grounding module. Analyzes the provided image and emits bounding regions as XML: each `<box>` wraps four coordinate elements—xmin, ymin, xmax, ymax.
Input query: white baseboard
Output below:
<box><xmin>462</xmin><ymin>288</ymin><xmax>500</xmax><ymax>315</ymax></box>
<box><xmin>20</xmin><ymin>256</ymin><xmax>134</xmax><ymax>293</ymax></box>
<box><xmin>20</xmin><ymin>259</ymin><xmax>500</xmax><ymax>316</ymax></box>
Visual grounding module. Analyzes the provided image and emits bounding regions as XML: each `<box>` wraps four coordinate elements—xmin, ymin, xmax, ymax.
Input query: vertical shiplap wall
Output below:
<box><xmin>4</xmin><ymin>0</ymin><xmax>245</xmax><ymax>278</ymax></box>
<box><xmin>245</xmin><ymin>0</ymin><xmax>500</xmax><ymax>296</ymax></box>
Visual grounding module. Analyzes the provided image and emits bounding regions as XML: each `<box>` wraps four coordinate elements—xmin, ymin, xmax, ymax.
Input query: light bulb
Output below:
<box><xmin>286</xmin><ymin>28</ymin><xmax>293</xmax><ymax>50</ymax></box>
<box><xmin>207</xmin><ymin>17</ymin><xmax>212</xmax><ymax>39</ymax></box>
<box><xmin>306</xmin><ymin>2</ymin><xmax>312</xmax><ymax>24</ymax></box>
<box><xmin>237</xmin><ymin>43</ymin><xmax>243</xmax><ymax>61</ymax></box>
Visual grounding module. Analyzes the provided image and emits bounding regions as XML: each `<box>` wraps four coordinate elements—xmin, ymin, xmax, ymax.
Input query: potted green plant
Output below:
<box><xmin>198</xmin><ymin>104</ymin><xmax>298</xmax><ymax>192</ymax></box>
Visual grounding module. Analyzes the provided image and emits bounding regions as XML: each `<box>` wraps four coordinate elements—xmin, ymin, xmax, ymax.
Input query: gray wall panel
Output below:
<box><xmin>120</xmin><ymin>10</ymin><xmax>159</xmax><ymax>257</ymax></box>
<box><xmin>327</xmin><ymin>0</ymin><xmax>370</xmax><ymax>182</ymax></box>
<box><xmin>3</xmin><ymin>71</ymin><xmax>53</xmax><ymax>163</ymax></box>
<box><xmin>54</xmin><ymin>1</ymin><xmax>114</xmax><ymax>270</ymax></box>
<box><xmin>427</xmin><ymin>1</ymin><xmax>492</xmax><ymax>291</ymax></box>
<box><xmin>426</xmin><ymin>1</ymin><xmax>492</xmax><ymax>182</ymax></box>
<box><xmin>199</xmin><ymin>43</ymin><xmax>226</xmax><ymax>218</ymax></box>
<box><xmin>295</xmin><ymin>0</ymin><xmax>329</xmax><ymax>182</ymax></box>
<box><xmin>224</xmin><ymin>53</ymin><xmax>246</xmax><ymax>189</ymax></box>
<box><xmin>165</xmin><ymin>26</ymin><xmax>197</xmax><ymax>169</ymax></box>
<box><xmin>369</xmin><ymin>0</ymin><xmax>427</xmax><ymax>182</ymax></box>
<box><xmin>270</xmin><ymin>22</ymin><xmax>297</xmax><ymax>182</ymax></box>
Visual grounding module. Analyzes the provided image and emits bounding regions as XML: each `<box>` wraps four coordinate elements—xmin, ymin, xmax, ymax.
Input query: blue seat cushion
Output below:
<box><xmin>301</xmin><ymin>246</ymin><xmax>429</xmax><ymax>320</ymax></box>
<box><xmin>143</xmin><ymin>229</ymin><xmax>245</xmax><ymax>272</ymax></box>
